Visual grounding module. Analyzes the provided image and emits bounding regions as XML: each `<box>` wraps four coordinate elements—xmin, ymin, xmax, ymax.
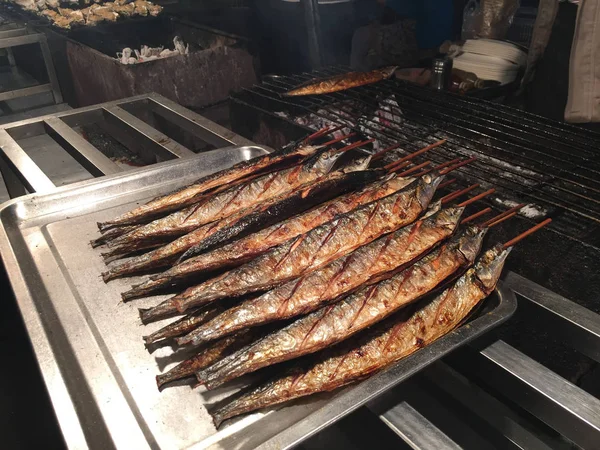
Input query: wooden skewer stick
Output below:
<box><xmin>321</xmin><ymin>132</ymin><xmax>357</xmax><ymax>147</ymax></box>
<box><xmin>439</xmin><ymin>157</ymin><xmax>477</xmax><ymax>175</ymax></box>
<box><xmin>481</xmin><ymin>203</ymin><xmax>526</xmax><ymax>228</ymax></box>
<box><xmin>441</xmin><ymin>183</ymin><xmax>480</xmax><ymax>204</ymax></box>
<box><xmin>435</xmin><ymin>158</ymin><xmax>462</xmax><ymax>171</ymax></box>
<box><xmin>335</xmin><ymin>139</ymin><xmax>375</xmax><ymax>154</ymax></box>
<box><xmin>503</xmin><ymin>218</ymin><xmax>552</xmax><ymax>249</ymax></box>
<box><xmin>487</xmin><ymin>211</ymin><xmax>518</xmax><ymax>228</ymax></box>
<box><xmin>375</xmin><ymin>139</ymin><xmax>447</xmax><ymax>163</ymax></box>
<box><xmin>438</xmin><ymin>178</ymin><xmax>456</xmax><ymax>190</ymax></box>
<box><xmin>457</xmin><ymin>188</ymin><xmax>496</xmax><ymax>207</ymax></box>
<box><xmin>387</xmin><ymin>161</ymin><xmax>411</xmax><ymax>174</ymax></box>
<box><xmin>371</xmin><ymin>143</ymin><xmax>403</xmax><ymax>161</ymax></box>
<box><xmin>409</xmin><ymin>157</ymin><xmax>461</xmax><ymax>178</ymax></box>
<box><xmin>398</xmin><ymin>161</ymin><xmax>431</xmax><ymax>177</ymax></box>
<box><xmin>461</xmin><ymin>207</ymin><xmax>492</xmax><ymax>225</ymax></box>
<box><xmin>307</xmin><ymin>126</ymin><xmax>331</xmax><ymax>140</ymax></box>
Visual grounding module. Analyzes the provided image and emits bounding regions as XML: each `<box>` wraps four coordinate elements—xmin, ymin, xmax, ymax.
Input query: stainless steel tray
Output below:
<box><xmin>0</xmin><ymin>145</ymin><xmax>517</xmax><ymax>450</ymax></box>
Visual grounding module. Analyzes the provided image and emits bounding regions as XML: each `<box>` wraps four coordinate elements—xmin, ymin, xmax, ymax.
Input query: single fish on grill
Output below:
<box><xmin>103</xmin><ymin>167</ymin><xmax>378</xmax><ymax>282</ymax></box>
<box><xmin>97</xmin><ymin>138</ymin><xmax>324</xmax><ymax>231</ymax></box>
<box><xmin>102</xmin><ymin>146</ymin><xmax>350</xmax><ymax>251</ymax></box>
<box><xmin>176</xmin><ymin>206</ymin><xmax>464</xmax><ymax>347</ymax></box>
<box><xmin>195</xmin><ymin>226</ymin><xmax>485</xmax><ymax>389</ymax></box>
<box><xmin>124</xmin><ymin>173</ymin><xmax>415</xmax><ymax>300</ymax></box>
<box><xmin>156</xmin><ymin>329</ymin><xmax>256</xmax><ymax>390</ymax></box>
<box><xmin>283</xmin><ymin>67</ymin><xmax>397</xmax><ymax>97</ymax></box>
<box><xmin>210</xmin><ymin>245</ymin><xmax>510</xmax><ymax>427</ymax></box>
<box><xmin>139</xmin><ymin>173</ymin><xmax>442</xmax><ymax>324</ymax></box>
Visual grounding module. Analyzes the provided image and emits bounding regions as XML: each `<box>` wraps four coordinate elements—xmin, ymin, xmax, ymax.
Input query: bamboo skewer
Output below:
<box><xmin>461</xmin><ymin>207</ymin><xmax>492</xmax><ymax>225</ymax></box>
<box><xmin>503</xmin><ymin>219</ymin><xmax>552</xmax><ymax>248</ymax></box>
<box><xmin>441</xmin><ymin>184</ymin><xmax>480</xmax><ymax>204</ymax></box>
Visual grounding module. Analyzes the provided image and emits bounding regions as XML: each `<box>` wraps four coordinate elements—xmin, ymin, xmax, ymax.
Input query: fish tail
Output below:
<box><xmin>122</xmin><ymin>278</ymin><xmax>163</xmax><ymax>300</ymax></box>
<box><xmin>139</xmin><ymin>308</ymin><xmax>152</xmax><ymax>324</ymax></box>
<box><xmin>102</xmin><ymin>270</ymin><xmax>116</xmax><ymax>283</ymax></box>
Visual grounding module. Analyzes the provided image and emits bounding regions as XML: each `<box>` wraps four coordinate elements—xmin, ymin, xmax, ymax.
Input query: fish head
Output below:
<box><xmin>416</xmin><ymin>172</ymin><xmax>444</xmax><ymax>209</ymax></box>
<box><xmin>339</xmin><ymin>154</ymin><xmax>373</xmax><ymax>173</ymax></box>
<box><xmin>429</xmin><ymin>206</ymin><xmax>465</xmax><ymax>230</ymax></box>
<box><xmin>380</xmin><ymin>66</ymin><xmax>398</xmax><ymax>78</ymax></box>
<box><xmin>296</xmin><ymin>144</ymin><xmax>322</xmax><ymax>157</ymax></box>
<box><xmin>422</xmin><ymin>200</ymin><xmax>442</xmax><ymax>218</ymax></box>
<box><xmin>473</xmin><ymin>245</ymin><xmax>512</xmax><ymax>294</ymax></box>
<box><xmin>457</xmin><ymin>226</ymin><xmax>487</xmax><ymax>263</ymax></box>
<box><xmin>305</xmin><ymin>147</ymin><xmax>347</xmax><ymax>175</ymax></box>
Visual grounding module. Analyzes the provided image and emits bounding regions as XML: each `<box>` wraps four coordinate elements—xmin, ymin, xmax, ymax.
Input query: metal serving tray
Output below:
<box><xmin>0</xmin><ymin>145</ymin><xmax>517</xmax><ymax>450</ymax></box>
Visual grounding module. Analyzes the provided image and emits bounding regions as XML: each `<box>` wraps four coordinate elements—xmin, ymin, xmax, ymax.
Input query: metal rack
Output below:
<box><xmin>0</xmin><ymin>22</ymin><xmax>62</xmax><ymax>104</ymax></box>
<box><xmin>367</xmin><ymin>273</ymin><xmax>600</xmax><ymax>449</ymax></box>
<box><xmin>0</xmin><ymin>92</ymin><xmax>255</xmax><ymax>198</ymax></box>
<box><xmin>233</xmin><ymin>66</ymin><xmax>600</xmax><ymax>241</ymax></box>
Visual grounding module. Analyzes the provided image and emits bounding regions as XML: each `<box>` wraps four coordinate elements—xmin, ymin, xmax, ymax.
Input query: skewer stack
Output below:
<box><xmin>94</xmin><ymin>127</ymin><xmax>550</xmax><ymax>428</ymax></box>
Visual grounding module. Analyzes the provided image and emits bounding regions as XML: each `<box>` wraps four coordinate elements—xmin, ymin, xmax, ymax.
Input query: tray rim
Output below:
<box><xmin>0</xmin><ymin>145</ymin><xmax>272</xmax><ymax>450</ymax></box>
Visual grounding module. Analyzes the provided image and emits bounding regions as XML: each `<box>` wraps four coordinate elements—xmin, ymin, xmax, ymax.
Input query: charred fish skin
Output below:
<box><xmin>176</xmin><ymin>206</ymin><xmax>465</xmax><ymax>347</ymax></box>
<box><xmin>211</xmin><ymin>246</ymin><xmax>510</xmax><ymax>427</ymax></box>
<box><xmin>97</xmin><ymin>140</ymin><xmax>324</xmax><ymax>231</ymax></box>
<box><xmin>156</xmin><ymin>330</ymin><xmax>256</xmax><ymax>390</ymax></box>
<box><xmin>284</xmin><ymin>67</ymin><xmax>397</xmax><ymax>97</ymax></box>
<box><xmin>103</xmin><ymin>146</ymin><xmax>351</xmax><ymax>249</ymax></box>
<box><xmin>176</xmin><ymin>165</ymin><xmax>380</xmax><ymax>263</ymax></box>
<box><xmin>139</xmin><ymin>173</ymin><xmax>442</xmax><ymax>324</ymax></box>
<box><xmin>124</xmin><ymin>174</ymin><xmax>416</xmax><ymax>300</ymax></box>
<box><xmin>103</xmin><ymin>169</ymin><xmax>380</xmax><ymax>283</ymax></box>
<box><xmin>195</xmin><ymin>225</ymin><xmax>485</xmax><ymax>389</ymax></box>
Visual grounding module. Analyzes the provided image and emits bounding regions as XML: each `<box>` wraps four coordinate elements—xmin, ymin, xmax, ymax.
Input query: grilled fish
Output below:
<box><xmin>176</xmin><ymin>206</ymin><xmax>464</xmax><ymax>347</ymax></box>
<box><xmin>97</xmin><ymin>140</ymin><xmax>323</xmax><ymax>231</ymax></box>
<box><xmin>124</xmin><ymin>173</ymin><xmax>415</xmax><ymax>300</ymax></box>
<box><xmin>103</xmin><ymin>147</ymin><xmax>349</xmax><ymax>250</ymax></box>
<box><xmin>195</xmin><ymin>226</ymin><xmax>485</xmax><ymax>389</ymax></box>
<box><xmin>103</xmin><ymin>169</ymin><xmax>378</xmax><ymax>282</ymax></box>
<box><xmin>139</xmin><ymin>174</ymin><xmax>442</xmax><ymax>324</ymax></box>
<box><xmin>284</xmin><ymin>67</ymin><xmax>397</xmax><ymax>97</ymax></box>
<box><xmin>211</xmin><ymin>245</ymin><xmax>510</xmax><ymax>427</ymax></box>
<box><xmin>142</xmin><ymin>304</ymin><xmax>225</xmax><ymax>345</ymax></box>
<box><xmin>91</xmin><ymin>225</ymin><xmax>138</xmax><ymax>248</ymax></box>
<box><xmin>156</xmin><ymin>330</ymin><xmax>256</xmax><ymax>390</ymax></box>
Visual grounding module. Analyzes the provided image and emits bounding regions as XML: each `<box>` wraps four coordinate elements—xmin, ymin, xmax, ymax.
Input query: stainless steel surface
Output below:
<box><xmin>0</xmin><ymin>93</ymin><xmax>259</xmax><ymax>198</ymax></box>
<box><xmin>102</xmin><ymin>106</ymin><xmax>195</xmax><ymax>161</ymax></box>
<box><xmin>505</xmin><ymin>271</ymin><xmax>600</xmax><ymax>362</ymax></box>
<box><xmin>43</xmin><ymin>117</ymin><xmax>122</xmax><ymax>177</ymax></box>
<box><xmin>0</xmin><ymin>29</ymin><xmax>62</xmax><ymax>104</ymax></box>
<box><xmin>146</xmin><ymin>96</ymin><xmax>256</xmax><ymax>148</ymax></box>
<box><xmin>376</xmin><ymin>401</ymin><xmax>461</xmax><ymax>450</ymax></box>
<box><xmin>0</xmin><ymin>83</ymin><xmax>52</xmax><ymax>102</ymax></box>
<box><xmin>462</xmin><ymin>340</ymin><xmax>600</xmax><ymax>449</ymax></box>
<box><xmin>431</xmin><ymin>57</ymin><xmax>453</xmax><ymax>91</ymax></box>
<box><xmin>0</xmin><ymin>148</ymin><xmax>516</xmax><ymax>449</ymax></box>
<box><xmin>422</xmin><ymin>362</ymin><xmax>560</xmax><ymax>450</ymax></box>
<box><xmin>0</xmin><ymin>128</ymin><xmax>55</xmax><ymax>192</ymax></box>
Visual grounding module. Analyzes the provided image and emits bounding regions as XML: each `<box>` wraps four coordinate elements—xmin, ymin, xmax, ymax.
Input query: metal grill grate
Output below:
<box><xmin>233</xmin><ymin>66</ymin><xmax>600</xmax><ymax>244</ymax></box>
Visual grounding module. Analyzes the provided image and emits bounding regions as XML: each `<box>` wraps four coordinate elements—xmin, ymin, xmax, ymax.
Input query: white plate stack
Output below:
<box><xmin>453</xmin><ymin>39</ymin><xmax>527</xmax><ymax>85</ymax></box>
